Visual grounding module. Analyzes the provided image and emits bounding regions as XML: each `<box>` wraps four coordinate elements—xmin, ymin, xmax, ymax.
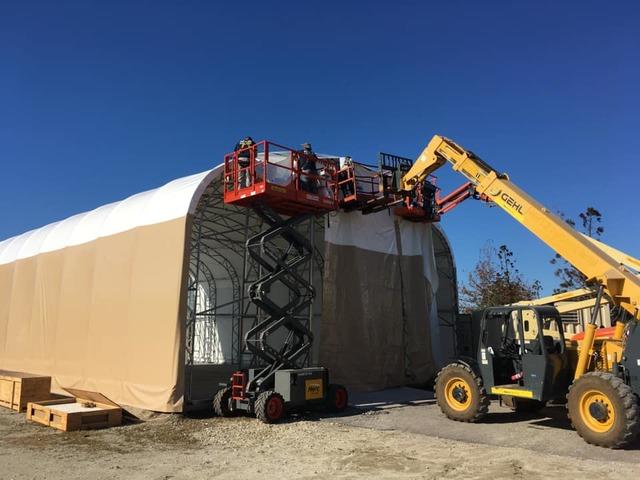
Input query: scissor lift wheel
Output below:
<box><xmin>213</xmin><ymin>387</ymin><xmax>233</xmax><ymax>417</ymax></box>
<box><xmin>255</xmin><ymin>391</ymin><xmax>286</xmax><ymax>423</ymax></box>
<box><xmin>327</xmin><ymin>384</ymin><xmax>349</xmax><ymax>412</ymax></box>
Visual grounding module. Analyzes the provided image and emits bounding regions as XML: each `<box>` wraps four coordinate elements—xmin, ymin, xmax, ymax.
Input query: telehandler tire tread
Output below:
<box><xmin>435</xmin><ymin>362</ymin><xmax>489</xmax><ymax>423</ymax></box>
<box><xmin>567</xmin><ymin>371</ymin><xmax>640</xmax><ymax>449</ymax></box>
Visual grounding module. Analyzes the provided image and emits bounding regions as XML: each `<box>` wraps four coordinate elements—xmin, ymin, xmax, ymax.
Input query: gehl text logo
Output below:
<box><xmin>490</xmin><ymin>189</ymin><xmax>524</xmax><ymax>215</ymax></box>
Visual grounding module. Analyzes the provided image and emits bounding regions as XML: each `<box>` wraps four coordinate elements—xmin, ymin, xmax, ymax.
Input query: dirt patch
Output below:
<box><xmin>4</xmin><ymin>412</ymin><xmax>202</xmax><ymax>455</ymax></box>
<box><xmin>1</xmin><ymin>407</ymin><xmax>637</xmax><ymax>479</ymax></box>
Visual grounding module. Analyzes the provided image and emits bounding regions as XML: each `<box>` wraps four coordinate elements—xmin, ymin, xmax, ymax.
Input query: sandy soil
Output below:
<box><xmin>0</xmin><ymin>407</ymin><xmax>637</xmax><ymax>480</ymax></box>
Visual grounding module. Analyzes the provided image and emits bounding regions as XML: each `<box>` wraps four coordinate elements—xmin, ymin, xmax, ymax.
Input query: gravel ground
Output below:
<box><xmin>1</xmin><ymin>403</ymin><xmax>638</xmax><ymax>480</ymax></box>
<box><xmin>341</xmin><ymin>388</ymin><xmax>640</xmax><ymax>464</ymax></box>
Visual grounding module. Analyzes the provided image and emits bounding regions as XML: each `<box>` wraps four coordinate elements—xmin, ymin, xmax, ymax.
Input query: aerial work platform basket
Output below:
<box><xmin>337</xmin><ymin>152</ymin><xmax>477</xmax><ymax>222</ymax></box>
<box><xmin>337</xmin><ymin>153</ymin><xmax>442</xmax><ymax>221</ymax></box>
<box><xmin>223</xmin><ymin>140</ymin><xmax>339</xmax><ymax>216</ymax></box>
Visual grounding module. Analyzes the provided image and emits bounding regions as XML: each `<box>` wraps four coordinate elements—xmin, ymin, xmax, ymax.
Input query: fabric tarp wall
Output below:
<box><xmin>320</xmin><ymin>210</ymin><xmax>442</xmax><ymax>391</ymax></box>
<box><xmin>0</xmin><ymin>169</ymin><xmax>220</xmax><ymax>412</ymax></box>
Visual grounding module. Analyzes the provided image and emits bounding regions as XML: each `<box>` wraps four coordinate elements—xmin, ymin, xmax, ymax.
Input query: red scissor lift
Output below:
<box><xmin>216</xmin><ymin>141</ymin><xmax>348</xmax><ymax>423</ymax></box>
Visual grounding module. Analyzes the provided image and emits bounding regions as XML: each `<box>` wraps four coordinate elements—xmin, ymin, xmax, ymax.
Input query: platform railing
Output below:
<box><xmin>224</xmin><ymin>141</ymin><xmax>339</xmax><ymax>207</ymax></box>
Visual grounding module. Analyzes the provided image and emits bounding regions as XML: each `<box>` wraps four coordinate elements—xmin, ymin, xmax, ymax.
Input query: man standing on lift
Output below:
<box><xmin>234</xmin><ymin>136</ymin><xmax>256</xmax><ymax>189</ymax></box>
<box><xmin>299</xmin><ymin>142</ymin><xmax>319</xmax><ymax>193</ymax></box>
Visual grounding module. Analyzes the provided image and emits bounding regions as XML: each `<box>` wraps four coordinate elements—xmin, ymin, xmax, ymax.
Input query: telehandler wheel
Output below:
<box><xmin>435</xmin><ymin>362</ymin><xmax>489</xmax><ymax>422</ymax></box>
<box><xmin>567</xmin><ymin>371</ymin><xmax>640</xmax><ymax>448</ymax></box>
<box><xmin>255</xmin><ymin>391</ymin><xmax>285</xmax><ymax>424</ymax></box>
<box><xmin>213</xmin><ymin>387</ymin><xmax>234</xmax><ymax>417</ymax></box>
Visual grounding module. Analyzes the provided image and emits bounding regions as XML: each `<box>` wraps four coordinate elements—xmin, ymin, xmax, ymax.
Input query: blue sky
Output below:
<box><xmin>1</xmin><ymin>1</ymin><xmax>638</xmax><ymax>294</ymax></box>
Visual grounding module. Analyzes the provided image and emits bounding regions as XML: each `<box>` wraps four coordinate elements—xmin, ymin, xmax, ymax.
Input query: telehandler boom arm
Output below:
<box><xmin>404</xmin><ymin>135</ymin><xmax>640</xmax><ymax>322</ymax></box>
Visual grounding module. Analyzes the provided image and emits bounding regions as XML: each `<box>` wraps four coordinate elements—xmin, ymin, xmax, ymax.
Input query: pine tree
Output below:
<box><xmin>550</xmin><ymin>207</ymin><xmax>604</xmax><ymax>293</ymax></box>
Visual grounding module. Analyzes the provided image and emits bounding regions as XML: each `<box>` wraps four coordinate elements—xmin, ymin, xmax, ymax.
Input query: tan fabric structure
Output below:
<box><xmin>0</xmin><ymin>163</ymin><xmax>459</xmax><ymax>411</ymax></box>
<box><xmin>0</xmin><ymin>169</ymin><xmax>221</xmax><ymax>412</ymax></box>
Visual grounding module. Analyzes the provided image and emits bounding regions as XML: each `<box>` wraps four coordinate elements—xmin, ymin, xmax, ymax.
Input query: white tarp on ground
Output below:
<box><xmin>319</xmin><ymin>209</ymin><xmax>443</xmax><ymax>391</ymax></box>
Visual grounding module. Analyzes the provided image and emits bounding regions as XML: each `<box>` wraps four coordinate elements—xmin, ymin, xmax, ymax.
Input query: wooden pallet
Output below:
<box><xmin>0</xmin><ymin>370</ymin><xmax>52</xmax><ymax>412</ymax></box>
<box><xmin>26</xmin><ymin>388</ymin><xmax>122</xmax><ymax>432</ymax></box>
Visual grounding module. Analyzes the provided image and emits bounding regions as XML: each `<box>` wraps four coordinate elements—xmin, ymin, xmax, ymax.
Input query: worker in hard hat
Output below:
<box><xmin>421</xmin><ymin>180</ymin><xmax>438</xmax><ymax>219</ymax></box>
<box><xmin>234</xmin><ymin>136</ymin><xmax>256</xmax><ymax>189</ymax></box>
<box><xmin>338</xmin><ymin>156</ymin><xmax>356</xmax><ymax>200</ymax></box>
<box><xmin>299</xmin><ymin>142</ymin><xmax>318</xmax><ymax>193</ymax></box>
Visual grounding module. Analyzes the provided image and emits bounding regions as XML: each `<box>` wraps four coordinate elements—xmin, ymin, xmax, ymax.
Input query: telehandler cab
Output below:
<box><xmin>436</xmin><ymin>306</ymin><xmax>571</xmax><ymax>421</ymax></box>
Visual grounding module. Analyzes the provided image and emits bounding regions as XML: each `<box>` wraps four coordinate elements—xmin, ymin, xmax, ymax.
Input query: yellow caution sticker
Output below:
<box><xmin>305</xmin><ymin>379</ymin><xmax>323</xmax><ymax>400</ymax></box>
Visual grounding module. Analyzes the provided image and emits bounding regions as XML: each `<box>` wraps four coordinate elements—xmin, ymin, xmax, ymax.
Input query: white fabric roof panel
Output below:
<box><xmin>0</xmin><ymin>167</ymin><xmax>221</xmax><ymax>266</ymax></box>
<box><xmin>0</xmin><ymin>150</ymin><xmax>338</xmax><ymax>266</ymax></box>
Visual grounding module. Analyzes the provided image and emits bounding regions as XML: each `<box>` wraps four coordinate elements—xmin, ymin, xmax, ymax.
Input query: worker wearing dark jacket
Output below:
<box><xmin>234</xmin><ymin>136</ymin><xmax>256</xmax><ymax>188</ymax></box>
<box><xmin>299</xmin><ymin>142</ymin><xmax>318</xmax><ymax>193</ymax></box>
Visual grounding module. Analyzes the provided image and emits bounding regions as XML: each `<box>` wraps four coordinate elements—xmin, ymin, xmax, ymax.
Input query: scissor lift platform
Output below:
<box><xmin>223</xmin><ymin>141</ymin><xmax>339</xmax><ymax>217</ymax></box>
